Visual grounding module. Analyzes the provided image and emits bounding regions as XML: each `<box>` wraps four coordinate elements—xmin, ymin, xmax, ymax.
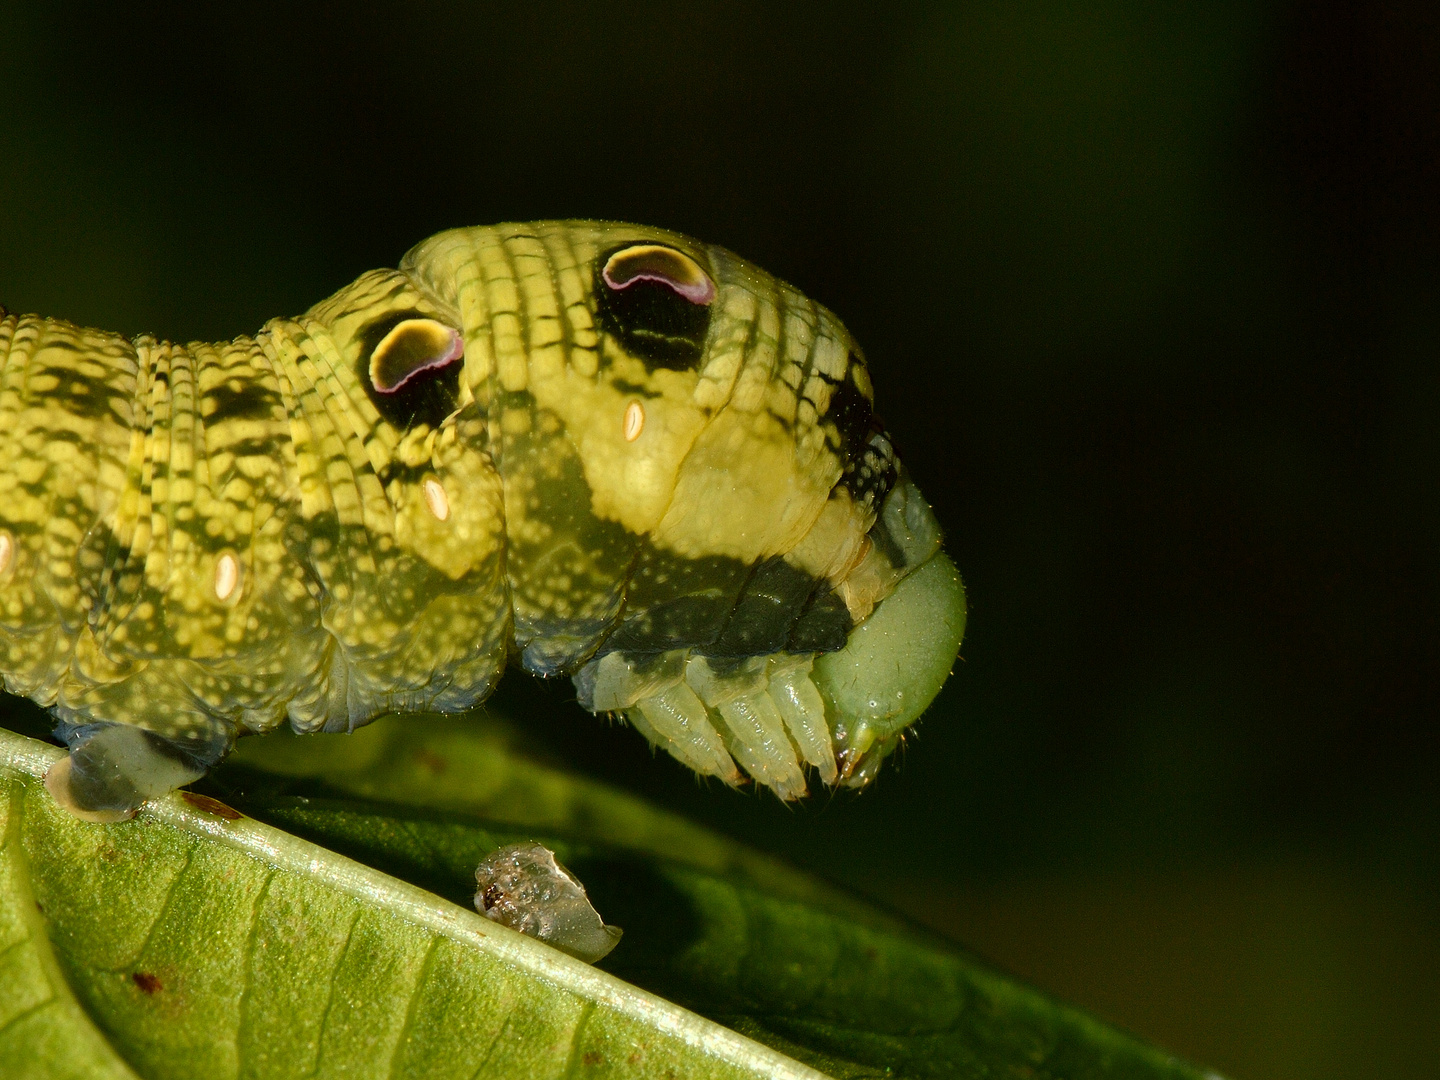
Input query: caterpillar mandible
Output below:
<box><xmin>0</xmin><ymin>222</ymin><xmax>967</xmax><ymax>822</ymax></box>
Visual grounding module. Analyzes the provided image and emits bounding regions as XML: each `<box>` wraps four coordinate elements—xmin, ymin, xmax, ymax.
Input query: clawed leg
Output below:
<box><xmin>592</xmin><ymin>650</ymin><xmax>835</xmax><ymax>801</ymax></box>
<box><xmin>767</xmin><ymin>661</ymin><xmax>837</xmax><ymax>786</ymax></box>
<box><xmin>713</xmin><ymin>692</ymin><xmax>807</xmax><ymax>800</ymax></box>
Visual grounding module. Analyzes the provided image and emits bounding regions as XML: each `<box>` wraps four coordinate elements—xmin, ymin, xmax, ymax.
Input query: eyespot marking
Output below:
<box><xmin>0</xmin><ymin>530</ymin><xmax>13</xmax><ymax>576</ymax></box>
<box><xmin>602</xmin><ymin>244</ymin><xmax>715</xmax><ymax>305</ymax></box>
<box><xmin>623</xmin><ymin>400</ymin><xmax>645</xmax><ymax>442</ymax></box>
<box><xmin>594</xmin><ymin>243</ymin><xmax>715</xmax><ymax>371</ymax></box>
<box><xmin>369</xmin><ymin>318</ymin><xmax>464</xmax><ymax>394</ymax></box>
<box><xmin>423</xmin><ymin>478</ymin><xmax>450</xmax><ymax>521</ymax></box>
<box><xmin>214</xmin><ymin>553</ymin><xmax>240</xmax><ymax>601</ymax></box>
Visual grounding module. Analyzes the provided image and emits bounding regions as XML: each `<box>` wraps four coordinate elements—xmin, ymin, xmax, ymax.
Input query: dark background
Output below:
<box><xmin>2</xmin><ymin>3</ymin><xmax>1437</xmax><ymax>1077</ymax></box>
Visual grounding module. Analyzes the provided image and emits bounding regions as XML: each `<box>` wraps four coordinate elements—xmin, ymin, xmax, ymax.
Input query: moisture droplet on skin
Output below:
<box><xmin>474</xmin><ymin>841</ymin><xmax>622</xmax><ymax>963</ymax></box>
<box><xmin>423</xmin><ymin>478</ymin><xmax>450</xmax><ymax>521</ymax></box>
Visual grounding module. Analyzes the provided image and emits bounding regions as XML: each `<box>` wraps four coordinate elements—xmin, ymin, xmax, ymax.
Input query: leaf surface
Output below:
<box><xmin>221</xmin><ymin>714</ymin><xmax>1218</xmax><ymax>1080</ymax></box>
<box><xmin>0</xmin><ymin>715</ymin><xmax>1222</xmax><ymax>1079</ymax></box>
<box><xmin>0</xmin><ymin>727</ymin><xmax>823</xmax><ymax>1080</ymax></box>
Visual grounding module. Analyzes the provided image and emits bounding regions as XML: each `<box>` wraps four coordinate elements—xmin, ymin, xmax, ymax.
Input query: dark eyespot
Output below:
<box><xmin>595</xmin><ymin>242</ymin><xmax>716</xmax><ymax>371</ymax></box>
<box><xmin>356</xmin><ymin>312</ymin><xmax>463</xmax><ymax>430</ymax></box>
<box><xmin>370</xmin><ymin>318</ymin><xmax>463</xmax><ymax>393</ymax></box>
<box><xmin>602</xmin><ymin>244</ymin><xmax>715</xmax><ymax>304</ymax></box>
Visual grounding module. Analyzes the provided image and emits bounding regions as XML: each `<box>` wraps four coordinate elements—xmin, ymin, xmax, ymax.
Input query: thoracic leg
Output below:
<box><xmin>767</xmin><ymin>660</ymin><xmax>837</xmax><ymax>786</ymax></box>
<box><xmin>714</xmin><ymin>692</ymin><xmax>807</xmax><ymax>800</ymax></box>
<box><xmin>584</xmin><ymin>650</ymin><xmax>686</xmax><ymax>711</ymax></box>
<box><xmin>632</xmin><ymin>681</ymin><xmax>741</xmax><ymax>783</ymax></box>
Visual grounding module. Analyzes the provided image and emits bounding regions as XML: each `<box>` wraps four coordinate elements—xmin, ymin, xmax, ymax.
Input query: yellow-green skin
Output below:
<box><xmin>0</xmin><ymin>222</ymin><xmax>965</xmax><ymax>820</ymax></box>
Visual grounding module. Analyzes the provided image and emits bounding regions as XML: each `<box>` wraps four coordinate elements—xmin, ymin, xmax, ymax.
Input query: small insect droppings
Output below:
<box><xmin>623</xmin><ymin>400</ymin><xmax>645</xmax><ymax>442</ymax></box>
<box><xmin>473</xmin><ymin>842</ymin><xmax>622</xmax><ymax>963</ymax></box>
<box><xmin>423</xmin><ymin>478</ymin><xmax>450</xmax><ymax>521</ymax></box>
<box><xmin>214</xmin><ymin>553</ymin><xmax>240</xmax><ymax>601</ymax></box>
<box><xmin>131</xmin><ymin>972</ymin><xmax>162</xmax><ymax>994</ymax></box>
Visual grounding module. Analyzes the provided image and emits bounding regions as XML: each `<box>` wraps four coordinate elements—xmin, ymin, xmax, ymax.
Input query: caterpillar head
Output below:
<box><xmin>400</xmin><ymin>223</ymin><xmax>966</xmax><ymax>797</ymax></box>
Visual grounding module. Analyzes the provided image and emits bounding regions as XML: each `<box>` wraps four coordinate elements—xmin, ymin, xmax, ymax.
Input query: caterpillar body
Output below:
<box><xmin>0</xmin><ymin>222</ymin><xmax>967</xmax><ymax>822</ymax></box>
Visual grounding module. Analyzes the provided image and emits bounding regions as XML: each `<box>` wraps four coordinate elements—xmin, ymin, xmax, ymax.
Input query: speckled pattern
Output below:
<box><xmin>0</xmin><ymin>222</ymin><xmax>937</xmax><ymax>816</ymax></box>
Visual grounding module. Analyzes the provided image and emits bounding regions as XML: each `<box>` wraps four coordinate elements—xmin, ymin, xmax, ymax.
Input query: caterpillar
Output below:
<box><xmin>0</xmin><ymin>222</ymin><xmax>967</xmax><ymax>822</ymax></box>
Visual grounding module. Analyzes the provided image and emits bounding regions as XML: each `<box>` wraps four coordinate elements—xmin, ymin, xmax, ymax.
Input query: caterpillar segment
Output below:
<box><xmin>0</xmin><ymin>222</ymin><xmax>967</xmax><ymax>822</ymax></box>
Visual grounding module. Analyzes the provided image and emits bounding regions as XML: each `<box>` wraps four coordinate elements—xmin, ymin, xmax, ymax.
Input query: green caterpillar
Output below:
<box><xmin>0</xmin><ymin>222</ymin><xmax>967</xmax><ymax>822</ymax></box>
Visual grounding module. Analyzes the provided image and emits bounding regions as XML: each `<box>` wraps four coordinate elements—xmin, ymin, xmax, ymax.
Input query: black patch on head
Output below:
<box><xmin>826</xmin><ymin>360</ymin><xmax>881</xmax><ymax>459</ymax></box>
<box><xmin>828</xmin><ymin>359</ymin><xmax>898</xmax><ymax>510</ymax></box>
<box><xmin>597</xmin><ymin>546</ymin><xmax>849</xmax><ymax>661</ymax></box>
<box><xmin>787</xmin><ymin>585</ymin><xmax>853</xmax><ymax>653</ymax></box>
<box><xmin>594</xmin><ymin>244</ymin><xmax>713</xmax><ymax>371</ymax></box>
<box><xmin>602</xmin><ymin>547</ymin><xmax>752</xmax><ymax>655</ymax></box>
<box><xmin>355</xmin><ymin>310</ymin><xmax>461</xmax><ymax>430</ymax></box>
<box><xmin>706</xmin><ymin>556</ymin><xmax>824</xmax><ymax>657</ymax></box>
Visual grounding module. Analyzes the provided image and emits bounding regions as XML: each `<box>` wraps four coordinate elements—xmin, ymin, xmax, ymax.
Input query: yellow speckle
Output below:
<box><xmin>623</xmin><ymin>400</ymin><xmax>645</xmax><ymax>442</ymax></box>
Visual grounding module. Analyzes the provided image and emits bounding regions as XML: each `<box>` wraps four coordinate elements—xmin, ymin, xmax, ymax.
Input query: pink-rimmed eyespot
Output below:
<box><xmin>368</xmin><ymin>317</ymin><xmax>464</xmax><ymax>394</ymax></box>
<box><xmin>602</xmin><ymin>244</ymin><xmax>715</xmax><ymax>305</ymax></box>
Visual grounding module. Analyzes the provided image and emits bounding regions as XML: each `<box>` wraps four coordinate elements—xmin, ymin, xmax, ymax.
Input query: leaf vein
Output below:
<box><xmin>560</xmin><ymin>1000</ymin><xmax>596</xmax><ymax>1080</ymax></box>
<box><xmin>306</xmin><ymin>905</ymin><xmax>362</xmax><ymax>1079</ymax></box>
<box><xmin>232</xmin><ymin>867</ymin><xmax>278</xmax><ymax>1071</ymax></box>
<box><xmin>0</xmin><ymin>934</ymin><xmax>32</xmax><ymax>963</ymax></box>
<box><xmin>385</xmin><ymin>934</ymin><xmax>437</xmax><ymax>1080</ymax></box>
<box><xmin>122</xmin><ymin>842</ymin><xmax>195</xmax><ymax>970</ymax></box>
<box><xmin>466</xmin><ymin>1007</ymin><xmax>516</xmax><ymax>1080</ymax></box>
<box><xmin>0</xmin><ymin>996</ymin><xmax>55</xmax><ymax>1038</ymax></box>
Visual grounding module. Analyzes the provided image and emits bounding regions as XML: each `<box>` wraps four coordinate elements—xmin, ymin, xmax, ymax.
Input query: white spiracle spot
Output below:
<box><xmin>214</xmin><ymin>553</ymin><xmax>240</xmax><ymax>602</ymax></box>
<box><xmin>0</xmin><ymin>530</ymin><xmax>13</xmax><ymax>576</ymax></box>
<box><xmin>623</xmin><ymin>400</ymin><xmax>645</xmax><ymax>442</ymax></box>
<box><xmin>424</xmin><ymin>478</ymin><xmax>451</xmax><ymax>521</ymax></box>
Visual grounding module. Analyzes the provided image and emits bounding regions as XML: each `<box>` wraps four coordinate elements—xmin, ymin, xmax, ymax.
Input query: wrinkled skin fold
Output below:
<box><xmin>0</xmin><ymin>222</ymin><xmax>966</xmax><ymax>820</ymax></box>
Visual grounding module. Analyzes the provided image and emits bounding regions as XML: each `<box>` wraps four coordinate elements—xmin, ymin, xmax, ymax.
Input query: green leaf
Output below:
<box><xmin>1</xmin><ymin>716</ymin><xmax>1222</xmax><ymax>1079</ymax></box>
<box><xmin>0</xmin><ymin>727</ymin><xmax>825</xmax><ymax>1080</ymax></box>
<box><xmin>0</xmin><ymin>774</ymin><xmax>139</xmax><ymax>1080</ymax></box>
<box><xmin>220</xmin><ymin>714</ymin><xmax>1216</xmax><ymax>1080</ymax></box>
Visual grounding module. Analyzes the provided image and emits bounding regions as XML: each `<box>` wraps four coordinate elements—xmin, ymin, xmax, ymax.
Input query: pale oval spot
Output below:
<box><xmin>0</xmin><ymin>530</ymin><xmax>13</xmax><ymax>576</ymax></box>
<box><xmin>623</xmin><ymin>400</ymin><xmax>645</xmax><ymax>442</ymax></box>
<box><xmin>214</xmin><ymin>553</ymin><xmax>240</xmax><ymax>602</ymax></box>
<box><xmin>423</xmin><ymin>478</ymin><xmax>451</xmax><ymax>521</ymax></box>
<box><xmin>369</xmin><ymin>318</ymin><xmax>464</xmax><ymax>394</ymax></box>
<box><xmin>602</xmin><ymin>244</ymin><xmax>715</xmax><ymax>305</ymax></box>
